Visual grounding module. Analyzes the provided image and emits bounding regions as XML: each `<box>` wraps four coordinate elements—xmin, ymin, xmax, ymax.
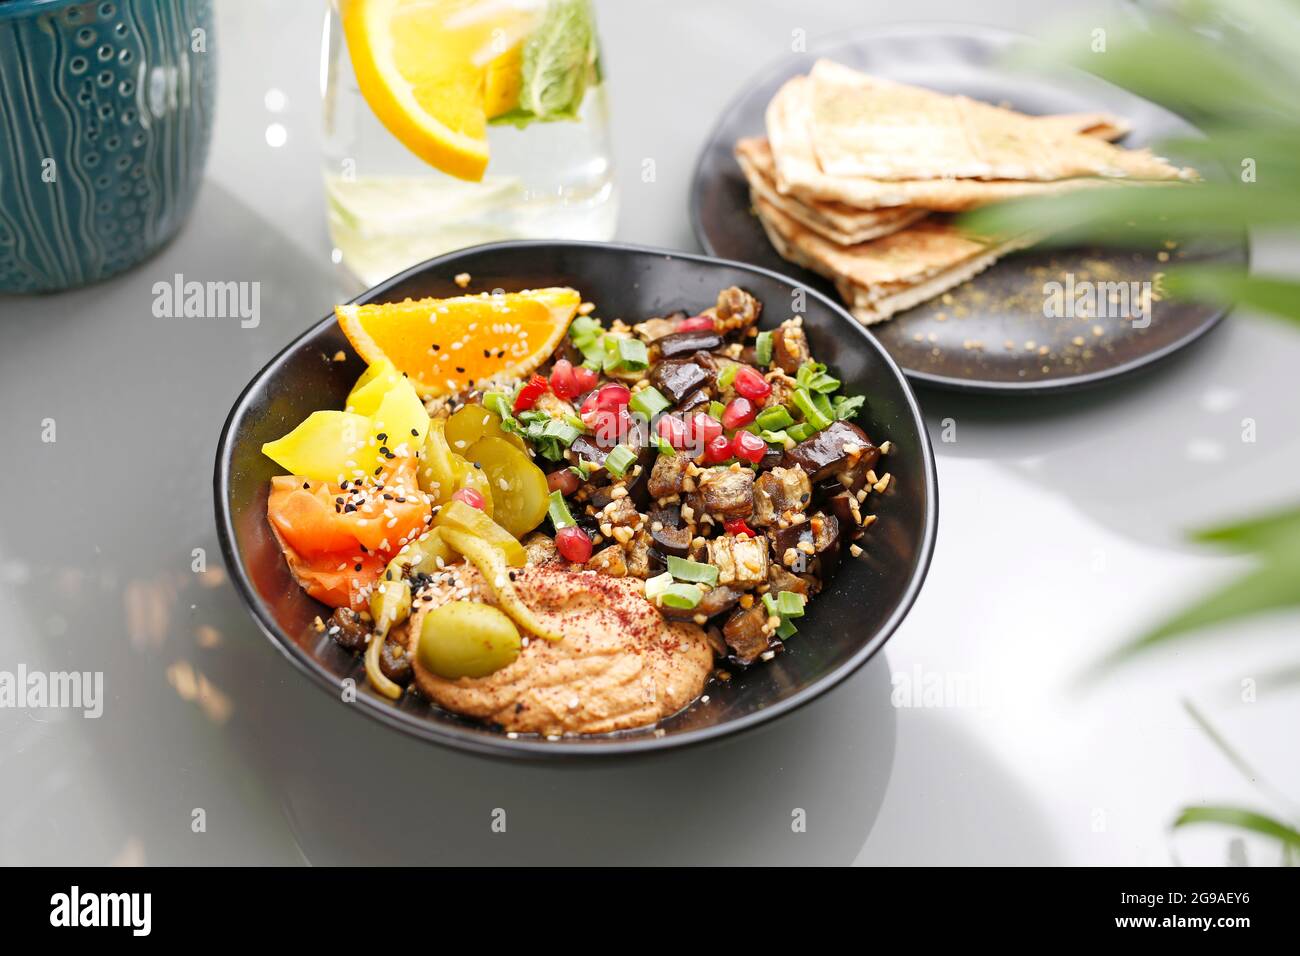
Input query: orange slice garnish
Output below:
<box><xmin>337</xmin><ymin>288</ymin><xmax>581</xmax><ymax>397</ymax></box>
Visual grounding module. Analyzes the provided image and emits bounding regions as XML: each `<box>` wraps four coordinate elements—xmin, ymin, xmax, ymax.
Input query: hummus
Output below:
<box><xmin>404</xmin><ymin>565</ymin><xmax>714</xmax><ymax>735</ymax></box>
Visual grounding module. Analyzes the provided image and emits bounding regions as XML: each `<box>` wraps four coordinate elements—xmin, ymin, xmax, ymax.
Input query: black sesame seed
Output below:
<box><xmin>354</xmin><ymin>563</ymin><xmax>363</xmax><ymax>572</ymax></box>
<box><xmin>455</xmin><ymin>366</ymin><xmax>465</xmax><ymax>374</ymax></box>
<box><xmin>302</xmin><ymin>482</ymin><xmax>310</xmax><ymax>490</ymax></box>
<box><xmin>410</xmin><ymin>428</ymin><xmax>418</xmax><ymax>437</ymax></box>
<box><xmin>431</xmin><ymin>344</ymin><xmax>440</xmax><ymax>351</ymax></box>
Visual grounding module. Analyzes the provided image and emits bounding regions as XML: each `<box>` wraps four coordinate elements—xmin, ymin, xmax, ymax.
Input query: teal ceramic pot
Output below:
<box><xmin>0</xmin><ymin>0</ymin><xmax>216</xmax><ymax>293</ymax></box>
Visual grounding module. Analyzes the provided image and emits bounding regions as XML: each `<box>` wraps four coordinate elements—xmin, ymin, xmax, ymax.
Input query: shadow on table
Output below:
<box><xmin>911</xmin><ymin>316</ymin><xmax>1297</xmax><ymax>550</ymax></box>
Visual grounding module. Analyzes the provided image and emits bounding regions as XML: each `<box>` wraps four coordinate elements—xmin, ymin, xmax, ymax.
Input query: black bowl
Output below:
<box><xmin>214</xmin><ymin>240</ymin><xmax>938</xmax><ymax>758</ymax></box>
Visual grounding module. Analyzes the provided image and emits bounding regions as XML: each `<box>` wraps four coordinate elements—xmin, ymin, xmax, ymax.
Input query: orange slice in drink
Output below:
<box><xmin>341</xmin><ymin>0</ymin><xmax>531</xmax><ymax>181</ymax></box>
<box><xmin>337</xmin><ymin>288</ymin><xmax>581</xmax><ymax>397</ymax></box>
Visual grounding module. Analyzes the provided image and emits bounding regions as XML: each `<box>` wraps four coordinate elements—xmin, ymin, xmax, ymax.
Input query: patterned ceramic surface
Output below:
<box><xmin>0</xmin><ymin>0</ymin><xmax>215</xmax><ymax>292</ymax></box>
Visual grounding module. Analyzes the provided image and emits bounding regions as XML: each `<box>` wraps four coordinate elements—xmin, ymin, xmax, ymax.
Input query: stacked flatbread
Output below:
<box><xmin>737</xmin><ymin>59</ymin><xmax>1196</xmax><ymax>325</ymax></box>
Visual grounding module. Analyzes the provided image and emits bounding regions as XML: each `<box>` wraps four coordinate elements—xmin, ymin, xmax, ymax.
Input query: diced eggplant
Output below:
<box><xmin>633</xmin><ymin>311</ymin><xmax>685</xmax><ymax>342</ymax></box>
<box><xmin>697</xmin><ymin>467</ymin><xmax>755</xmax><ymax>518</ymax></box>
<box><xmin>751</xmin><ymin>465</ymin><xmax>812</xmax><ymax>527</ymax></box>
<box><xmin>647</xmin><ymin>453</ymin><xmax>691</xmax><ymax>499</ymax></box>
<box><xmin>771</xmin><ymin>320</ymin><xmax>811</xmax><ymax>374</ymax></box>
<box><xmin>649</xmin><ymin>524</ymin><xmax>691</xmax><ymax>558</ymax></box>
<box><xmin>327</xmin><ymin>607</ymin><xmax>370</xmax><ymax>653</ymax></box>
<box><xmin>677</xmin><ymin>388</ymin><xmax>711</xmax><ymax>413</ymax></box>
<box><xmin>622</xmin><ymin>446</ymin><xmax>659</xmax><ymax>510</ymax></box>
<box><xmin>759</xmin><ymin>447</ymin><xmax>784</xmax><ymax>471</ymax></box>
<box><xmin>768</xmin><ymin>512</ymin><xmax>843</xmax><ymax>582</ymax></box>
<box><xmin>586</xmin><ymin>545</ymin><xmax>628</xmax><ymax>577</ymax></box>
<box><xmin>625</xmin><ymin>531</ymin><xmax>655</xmax><ymax>579</ymax></box>
<box><xmin>783</xmin><ymin>420</ymin><xmax>873</xmax><ymax>483</ymax></box>
<box><xmin>722</xmin><ymin>604</ymin><xmax>774</xmax><ymax>665</ymax></box>
<box><xmin>767</xmin><ymin>564</ymin><xmax>811</xmax><ymax>598</ymax></box>
<box><xmin>714</xmin><ymin>286</ymin><xmax>762</xmax><ymax>335</ymax></box>
<box><xmin>656</xmin><ymin>329</ymin><xmax>724</xmax><ymax>359</ymax></box>
<box><xmin>707</xmin><ymin>533</ymin><xmax>768</xmax><ymax>586</ymax></box>
<box><xmin>660</xmin><ymin>585</ymin><xmax>744</xmax><ymax>621</ymax></box>
<box><xmin>651</xmin><ymin>358</ymin><xmax>712</xmax><ymax>404</ymax></box>
<box><xmin>570</xmin><ymin>434</ymin><xmax>609</xmax><ymax>468</ymax></box>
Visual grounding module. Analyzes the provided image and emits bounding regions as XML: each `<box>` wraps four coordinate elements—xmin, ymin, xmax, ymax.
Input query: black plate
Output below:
<box><xmin>691</xmin><ymin>24</ymin><xmax>1248</xmax><ymax>393</ymax></box>
<box><xmin>213</xmin><ymin>241</ymin><xmax>938</xmax><ymax>759</ymax></box>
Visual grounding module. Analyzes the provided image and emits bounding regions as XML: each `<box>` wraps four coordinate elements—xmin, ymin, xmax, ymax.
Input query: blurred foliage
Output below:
<box><xmin>965</xmin><ymin>0</ymin><xmax>1300</xmax><ymax>655</ymax></box>
<box><xmin>964</xmin><ymin>0</ymin><xmax>1300</xmax><ymax>861</ymax></box>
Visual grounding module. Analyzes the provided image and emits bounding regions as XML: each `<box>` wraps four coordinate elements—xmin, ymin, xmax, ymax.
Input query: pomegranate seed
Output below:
<box><xmin>722</xmin><ymin>396</ymin><xmax>757</xmax><ymax>429</ymax></box>
<box><xmin>572</xmin><ymin>365</ymin><xmax>599</xmax><ymax>392</ymax></box>
<box><xmin>595</xmin><ymin>382</ymin><xmax>631</xmax><ymax>410</ymax></box>
<box><xmin>546</xmin><ymin>469</ymin><xmax>581</xmax><ymax>496</ymax></box>
<box><xmin>676</xmin><ymin>314</ymin><xmax>716</xmax><ymax>333</ymax></box>
<box><xmin>550</xmin><ymin>359</ymin><xmax>577</xmax><ymax>399</ymax></box>
<box><xmin>579</xmin><ymin>390</ymin><xmax>600</xmax><ymax>417</ymax></box>
<box><xmin>688</xmin><ymin>412</ymin><xmax>723</xmax><ymax>448</ymax></box>
<box><xmin>592</xmin><ymin>407</ymin><xmax>631</xmax><ymax>448</ymax></box>
<box><xmin>555</xmin><ymin>525</ymin><xmax>593</xmax><ymax>563</ymax></box>
<box><xmin>733</xmin><ymin>365</ymin><xmax>772</xmax><ymax>401</ymax></box>
<box><xmin>656</xmin><ymin>414</ymin><xmax>690</xmax><ymax>450</ymax></box>
<box><xmin>731</xmin><ymin>430</ymin><xmax>767</xmax><ymax>464</ymax></box>
<box><xmin>451</xmin><ymin>487</ymin><xmax>487</xmax><ymax>510</ymax></box>
<box><xmin>702</xmin><ymin>433</ymin><xmax>732</xmax><ymax>464</ymax></box>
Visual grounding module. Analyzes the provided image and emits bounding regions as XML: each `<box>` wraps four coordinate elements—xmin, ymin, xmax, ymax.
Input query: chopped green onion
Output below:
<box><xmin>645</xmin><ymin>572</ymin><xmax>675</xmax><ymax>601</ymax></box>
<box><xmin>568</xmin><ymin>461</ymin><xmax>594</xmax><ymax>481</ymax></box>
<box><xmin>483</xmin><ymin>391</ymin><xmax>512</xmax><ymax>423</ymax></box>
<box><xmin>615</xmin><ymin>337</ymin><xmax>649</xmax><ymax>372</ymax></box>
<box><xmin>812</xmin><ymin>391</ymin><xmax>834</xmax><ymax>421</ymax></box>
<box><xmin>792</xmin><ymin>387</ymin><xmax>832</xmax><ymax>431</ymax></box>
<box><xmin>775</xmin><ymin>617</ymin><xmax>798</xmax><ymax>639</ymax></box>
<box><xmin>755</xmin><ymin>405</ymin><xmax>794</xmax><ymax>431</ymax></box>
<box><xmin>708</xmin><ymin>400</ymin><xmax>726</xmax><ymax>420</ymax></box>
<box><xmin>653</xmin><ymin>435</ymin><xmax>677</xmax><ymax>456</ymax></box>
<box><xmin>547</xmin><ymin>490</ymin><xmax>576</xmax><ymax>530</ymax></box>
<box><xmin>762</xmin><ymin>592</ymin><xmax>779</xmax><ymax>617</ymax></box>
<box><xmin>667</xmin><ymin>555</ymin><xmax>719</xmax><ymax>586</ymax></box>
<box><xmin>832</xmin><ymin>394</ymin><xmax>866</xmax><ymax>420</ymax></box>
<box><xmin>759</xmin><ymin>429</ymin><xmax>793</xmax><ymax>448</ymax></box>
<box><xmin>605</xmin><ymin>444</ymin><xmax>638</xmax><ymax>479</ymax></box>
<box><xmin>658</xmin><ymin>582</ymin><xmax>703</xmax><ymax>609</ymax></box>
<box><xmin>786</xmin><ymin>422</ymin><xmax>815</xmax><ymax>442</ymax></box>
<box><xmin>754</xmin><ymin>330</ymin><xmax>774</xmax><ymax>366</ymax></box>
<box><xmin>777</xmin><ymin>591</ymin><xmax>806</xmax><ymax>618</ymax></box>
<box><xmin>796</xmin><ymin>361</ymin><xmax>840</xmax><ymax>394</ymax></box>
<box><xmin>541</xmin><ymin>418</ymin><xmax>581</xmax><ymax>447</ymax></box>
<box><xmin>569</xmin><ymin>316</ymin><xmax>606</xmax><ymax>368</ymax></box>
<box><xmin>718</xmin><ymin>364</ymin><xmax>738</xmax><ymax>389</ymax></box>
<box><xmin>629</xmin><ymin>385</ymin><xmax>671</xmax><ymax>420</ymax></box>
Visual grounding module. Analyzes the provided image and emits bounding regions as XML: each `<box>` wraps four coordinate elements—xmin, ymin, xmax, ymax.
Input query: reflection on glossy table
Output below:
<box><xmin>1</xmin><ymin>0</ymin><xmax>1296</xmax><ymax>865</ymax></box>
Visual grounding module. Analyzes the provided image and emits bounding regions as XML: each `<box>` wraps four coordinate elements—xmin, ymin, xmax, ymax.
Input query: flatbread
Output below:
<box><xmin>735</xmin><ymin>137</ymin><xmax>927</xmax><ymax>244</ymax></box>
<box><xmin>735</xmin><ymin>107</ymin><xmax>1131</xmax><ymax>246</ymax></box>
<box><xmin>751</xmin><ymin>194</ymin><xmax>1038</xmax><ymax>325</ymax></box>
<box><xmin>807</xmin><ymin>59</ymin><xmax>1191</xmax><ymax>182</ymax></box>
<box><xmin>767</xmin><ymin>76</ymin><xmax>1178</xmax><ymax>212</ymax></box>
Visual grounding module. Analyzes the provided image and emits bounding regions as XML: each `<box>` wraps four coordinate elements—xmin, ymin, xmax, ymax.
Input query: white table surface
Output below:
<box><xmin>1</xmin><ymin>0</ymin><xmax>1296</xmax><ymax>866</ymax></box>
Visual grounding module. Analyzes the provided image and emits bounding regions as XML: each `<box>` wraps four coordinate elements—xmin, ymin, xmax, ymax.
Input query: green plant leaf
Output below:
<box><xmin>1089</xmin><ymin>561</ymin><xmax>1300</xmax><ymax>676</ymax></box>
<box><xmin>1165</xmin><ymin>268</ymin><xmax>1300</xmax><ymax>327</ymax></box>
<box><xmin>1171</xmin><ymin>806</ymin><xmax>1300</xmax><ymax>848</ymax></box>
<box><xmin>962</xmin><ymin>183</ymin><xmax>1300</xmax><ymax>244</ymax></box>
<box><xmin>1190</xmin><ymin>503</ymin><xmax>1300</xmax><ymax>553</ymax></box>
